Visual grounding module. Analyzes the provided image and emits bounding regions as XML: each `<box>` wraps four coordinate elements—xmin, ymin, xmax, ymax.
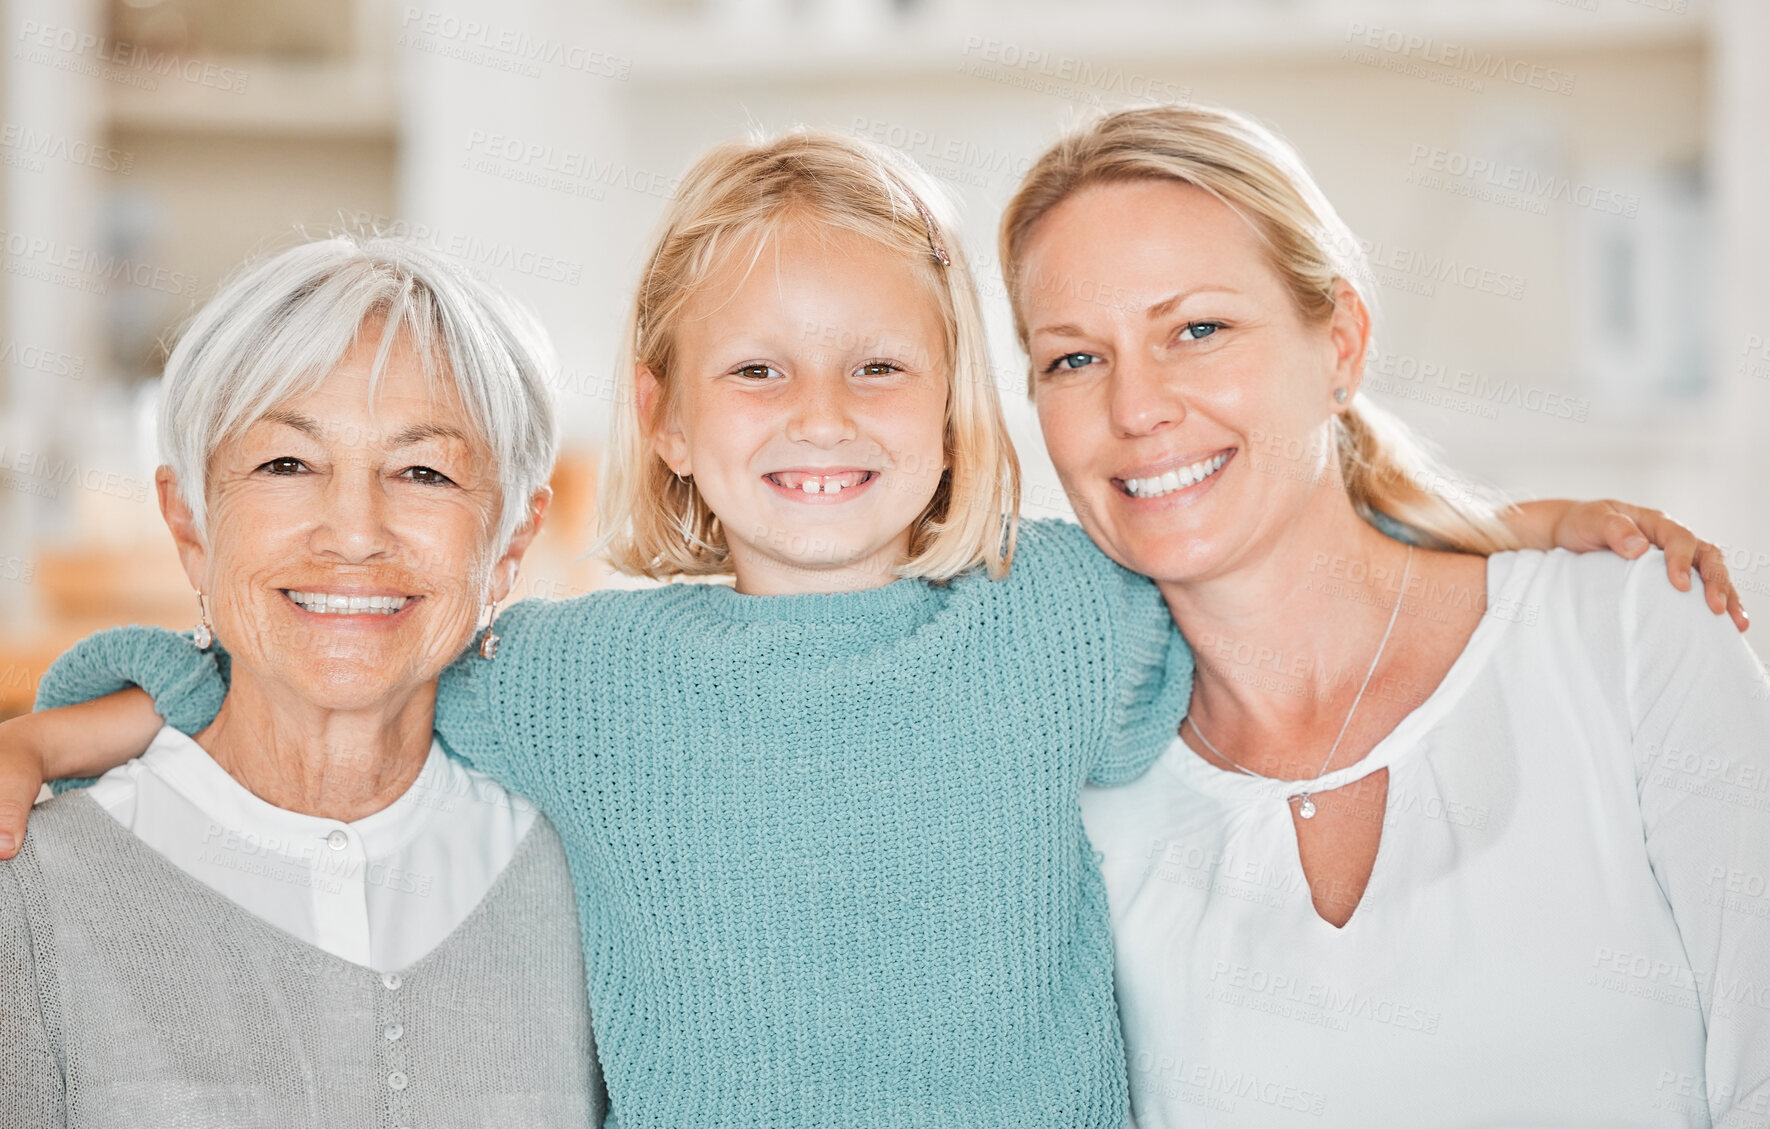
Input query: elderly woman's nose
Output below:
<box><xmin>1108</xmin><ymin>354</ymin><xmax>1186</xmax><ymax>438</ymax></box>
<box><xmin>309</xmin><ymin>466</ymin><xmax>398</xmax><ymax>561</ymax></box>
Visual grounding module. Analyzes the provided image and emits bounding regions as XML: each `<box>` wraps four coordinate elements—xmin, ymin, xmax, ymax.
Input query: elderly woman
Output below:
<box><xmin>0</xmin><ymin>237</ymin><xmax>603</xmax><ymax>1126</ymax></box>
<box><xmin>1005</xmin><ymin>106</ymin><xmax>1770</xmax><ymax>1126</ymax></box>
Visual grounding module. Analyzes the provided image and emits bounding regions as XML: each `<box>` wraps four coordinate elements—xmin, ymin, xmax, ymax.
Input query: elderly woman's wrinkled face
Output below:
<box><xmin>185</xmin><ymin>321</ymin><xmax>505</xmax><ymax>710</ymax></box>
<box><xmin>1018</xmin><ymin>179</ymin><xmax>1364</xmax><ymax>585</ymax></box>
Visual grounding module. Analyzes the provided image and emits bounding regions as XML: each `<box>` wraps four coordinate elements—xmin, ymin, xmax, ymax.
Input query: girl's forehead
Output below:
<box><xmin>688</xmin><ymin>225</ymin><xmax>943</xmax><ymax>325</ymax></box>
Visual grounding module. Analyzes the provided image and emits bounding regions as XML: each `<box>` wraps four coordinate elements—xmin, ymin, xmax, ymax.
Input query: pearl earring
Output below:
<box><xmin>479</xmin><ymin>600</ymin><xmax>500</xmax><ymax>659</ymax></box>
<box><xmin>191</xmin><ymin>592</ymin><xmax>213</xmax><ymax>649</ymax></box>
<box><xmin>1334</xmin><ymin>387</ymin><xmax>1350</xmax><ymax>405</ymax></box>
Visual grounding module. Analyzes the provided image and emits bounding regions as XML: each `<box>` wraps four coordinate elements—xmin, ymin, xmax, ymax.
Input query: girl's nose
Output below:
<box><xmin>785</xmin><ymin>373</ymin><xmax>859</xmax><ymax>447</ymax></box>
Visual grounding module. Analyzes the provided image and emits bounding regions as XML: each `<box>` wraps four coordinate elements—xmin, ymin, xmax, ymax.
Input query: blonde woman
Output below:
<box><xmin>1002</xmin><ymin>105</ymin><xmax>1769</xmax><ymax>1126</ymax></box>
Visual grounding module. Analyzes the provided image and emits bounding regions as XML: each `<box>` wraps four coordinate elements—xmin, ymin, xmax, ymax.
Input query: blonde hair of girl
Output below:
<box><xmin>600</xmin><ymin>129</ymin><xmax>1021</xmax><ymax>580</ymax></box>
<box><xmin>1000</xmin><ymin>104</ymin><xmax>1520</xmax><ymax>555</ymax></box>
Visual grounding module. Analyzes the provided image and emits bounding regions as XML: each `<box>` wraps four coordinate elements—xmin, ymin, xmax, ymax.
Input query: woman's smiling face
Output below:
<box><xmin>1018</xmin><ymin>178</ymin><xmax>1365</xmax><ymax>584</ymax></box>
<box><xmin>644</xmin><ymin>223</ymin><xmax>951</xmax><ymax>593</ymax></box>
<box><xmin>174</xmin><ymin>321</ymin><xmax>530</xmax><ymax>710</ymax></box>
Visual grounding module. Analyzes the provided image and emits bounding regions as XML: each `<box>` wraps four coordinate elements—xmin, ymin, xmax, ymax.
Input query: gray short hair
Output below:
<box><xmin>160</xmin><ymin>234</ymin><xmax>560</xmax><ymax>553</ymax></box>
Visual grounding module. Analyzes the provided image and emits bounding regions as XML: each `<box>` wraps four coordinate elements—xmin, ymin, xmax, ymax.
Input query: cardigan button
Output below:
<box><xmin>387</xmin><ymin>1071</ymin><xmax>408</xmax><ymax>1091</ymax></box>
<box><xmin>382</xmin><ymin>972</ymin><xmax>402</xmax><ymax>991</ymax></box>
<box><xmin>384</xmin><ymin>1023</ymin><xmax>404</xmax><ymax>1041</ymax></box>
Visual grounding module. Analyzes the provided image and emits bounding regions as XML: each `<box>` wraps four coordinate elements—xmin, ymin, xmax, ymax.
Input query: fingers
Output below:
<box><xmin>1627</xmin><ymin>507</ymin><xmax>1697</xmax><ymax>590</ymax></box>
<box><xmin>1690</xmin><ymin>540</ymin><xmax>1751</xmax><ymax>633</ymax></box>
<box><xmin>0</xmin><ymin>772</ymin><xmax>38</xmax><ymax>860</ymax></box>
<box><xmin>1605</xmin><ymin>511</ymin><xmax>1651</xmax><ymax>558</ymax></box>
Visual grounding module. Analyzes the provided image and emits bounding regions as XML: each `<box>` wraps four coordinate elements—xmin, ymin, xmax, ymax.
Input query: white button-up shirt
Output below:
<box><xmin>88</xmin><ymin>724</ymin><xmax>537</xmax><ymax>973</ymax></box>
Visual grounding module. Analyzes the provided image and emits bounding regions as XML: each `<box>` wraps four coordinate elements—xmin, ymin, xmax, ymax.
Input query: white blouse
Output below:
<box><xmin>1083</xmin><ymin>550</ymin><xmax>1770</xmax><ymax>1128</ymax></box>
<box><xmin>87</xmin><ymin>724</ymin><xmax>537</xmax><ymax>973</ymax></box>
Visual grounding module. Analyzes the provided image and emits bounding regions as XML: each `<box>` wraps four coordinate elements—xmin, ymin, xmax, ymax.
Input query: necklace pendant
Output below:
<box><xmin>1298</xmin><ymin>796</ymin><xmax>1317</xmax><ymax>819</ymax></box>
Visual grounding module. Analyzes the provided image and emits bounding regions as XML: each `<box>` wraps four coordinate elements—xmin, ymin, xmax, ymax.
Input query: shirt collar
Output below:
<box><xmin>138</xmin><ymin>724</ymin><xmax>463</xmax><ymax>858</ymax></box>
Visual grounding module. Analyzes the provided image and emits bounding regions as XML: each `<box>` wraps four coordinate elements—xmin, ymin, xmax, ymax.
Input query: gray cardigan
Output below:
<box><xmin>0</xmin><ymin>791</ymin><xmax>605</xmax><ymax>1128</ymax></box>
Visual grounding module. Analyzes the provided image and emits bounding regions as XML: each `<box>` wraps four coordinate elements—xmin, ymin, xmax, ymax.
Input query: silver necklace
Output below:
<box><xmin>1185</xmin><ymin>544</ymin><xmax>1413</xmax><ymax>820</ymax></box>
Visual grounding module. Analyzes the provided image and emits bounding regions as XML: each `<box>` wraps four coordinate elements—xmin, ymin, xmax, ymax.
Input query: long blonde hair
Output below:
<box><xmin>600</xmin><ymin>129</ymin><xmax>1021</xmax><ymax>580</ymax></box>
<box><xmin>1000</xmin><ymin>104</ymin><xmax>1519</xmax><ymax>555</ymax></box>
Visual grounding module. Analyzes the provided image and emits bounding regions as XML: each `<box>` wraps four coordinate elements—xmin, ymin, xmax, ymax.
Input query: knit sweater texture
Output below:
<box><xmin>37</xmin><ymin>518</ymin><xmax>1195</xmax><ymax>1128</ymax></box>
<box><xmin>0</xmin><ymin>793</ymin><xmax>602</xmax><ymax>1128</ymax></box>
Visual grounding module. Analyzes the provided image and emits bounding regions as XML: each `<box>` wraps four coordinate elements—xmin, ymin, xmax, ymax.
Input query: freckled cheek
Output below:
<box><xmin>872</xmin><ymin>408</ymin><xmax>947</xmax><ymax>491</ymax></box>
<box><xmin>686</xmin><ymin>399</ymin><xmax>774</xmax><ymax>481</ymax></box>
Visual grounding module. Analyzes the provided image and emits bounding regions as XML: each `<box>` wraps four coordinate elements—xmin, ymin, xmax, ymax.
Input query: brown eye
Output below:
<box><xmin>259</xmin><ymin>457</ymin><xmax>306</xmax><ymax>475</ymax></box>
<box><xmin>400</xmin><ymin>466</ymin><xmax>455</xmax><ymax>486</ymax></box>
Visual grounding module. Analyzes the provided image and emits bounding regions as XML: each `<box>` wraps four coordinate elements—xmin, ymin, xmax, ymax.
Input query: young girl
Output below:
<box><xmin>0</xmin><ymin>131</ymin><xmax>1738</xmax><ymax>1127</ymax></box>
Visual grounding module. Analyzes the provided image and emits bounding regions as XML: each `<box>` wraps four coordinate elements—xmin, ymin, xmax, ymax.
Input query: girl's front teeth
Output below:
<box><xmin>285</xmin><ymin>591</ymin><xmax>410</xmax><ymax>615</ymax></box>
<box><xmin>1123</xmin><ymin>452</ymin><xmax>1230</xmax><ymax>499</ymax></box>
<box><xmin>769</xmin><ymin>471</ymin><xmax>871</xmax><ymax>495</ymax></box>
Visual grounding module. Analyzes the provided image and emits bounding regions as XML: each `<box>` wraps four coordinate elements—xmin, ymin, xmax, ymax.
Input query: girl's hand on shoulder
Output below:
<box><xmin>0</xmin><ymin>715</ymin><xmax>48</xmax><ymax>859</ymax></box>
<box><xmin>1551</xmin><ymin>499</ymin><xmax>1748</xmax><ymax>632</ymax></box>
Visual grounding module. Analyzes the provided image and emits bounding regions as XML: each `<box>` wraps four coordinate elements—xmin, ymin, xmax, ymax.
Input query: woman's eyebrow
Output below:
<box><xmin>261</xmin><ymin>407</ymin><xmax>322</xmax><ymax>436</ymax></box>
<box><xmin>1029</xmin><ymin>286</ymin><xmax>1250</xmax><ymax>339</ymax></box>
<box><xmin>257</xmin><ymin>409</ymin><xmax>467</xmax><ymax>448</ymax></box>
<box><xmin>1143</xmin><ymin>287</ymin><xmax>1244</xmax><ymax>321</ymax></box>
<box><xmin>387</xmin><ymin>422</ymin><xmax>470</xmax><ymax>448</ymax></box>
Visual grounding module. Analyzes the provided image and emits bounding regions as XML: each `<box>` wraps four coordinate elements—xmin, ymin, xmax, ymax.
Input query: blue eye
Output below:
<box><xmin>1042</xmin><ymin>352</ymin><xmax>1100</xmax><ymax>375</ymax></box>
<box><xmin>1178</xmin><ymin>321</ymin><xmax>1222</xmax><ymax>342</ymax></box>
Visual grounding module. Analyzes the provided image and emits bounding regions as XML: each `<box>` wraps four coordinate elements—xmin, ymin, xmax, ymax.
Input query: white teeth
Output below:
<box><xmin>285</xmin><ymin>590</ymin><xmax>409</xmax><ymax>615</ymax></box>
<box><xmin>781</xmin><ymin>473</ymin><xmax>862</xmax><ymax>495</ymax></box>
<box><xmin>1124</xmin><ymin>452</ymin><xmax>1229</xmax><ymax>499</ymax></box>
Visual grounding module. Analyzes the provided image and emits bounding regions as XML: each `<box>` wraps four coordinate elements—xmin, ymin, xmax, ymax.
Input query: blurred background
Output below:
<box><xmin>0</xmin><ymin>0</ymin><xmax>1766</xmax><ymax>716</ymax></box>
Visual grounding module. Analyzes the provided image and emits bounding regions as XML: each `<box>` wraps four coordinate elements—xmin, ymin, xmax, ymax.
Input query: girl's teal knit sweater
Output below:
<box><xmin>39</xmin><ymin>519</ymin><xmax>1194</xmax><ymax>1128</ymax></box>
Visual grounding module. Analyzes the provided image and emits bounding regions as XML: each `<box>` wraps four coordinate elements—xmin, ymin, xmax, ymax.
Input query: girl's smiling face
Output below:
<box><xmin>642</xmin><ymin>223</ymin><xmax>951</xmax><ymax>594</ymax></box>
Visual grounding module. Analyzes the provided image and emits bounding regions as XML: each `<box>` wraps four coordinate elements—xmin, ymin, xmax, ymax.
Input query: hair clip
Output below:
<box><xmin>909</xmin><ymin>193</ymin><xmax>951</xmax><ymax>267</ymax></box>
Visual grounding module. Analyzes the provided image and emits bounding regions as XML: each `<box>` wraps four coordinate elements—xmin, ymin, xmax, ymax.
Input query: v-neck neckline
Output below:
<box><xmin>58</xmin><ymin>788</ymin><xmax>542</xmax><ymax>980</ymax></box>
<box><xmin>1156</xmin><ymin>553</ymin><xmax>1525</xmax><ymax>930</ymax></box>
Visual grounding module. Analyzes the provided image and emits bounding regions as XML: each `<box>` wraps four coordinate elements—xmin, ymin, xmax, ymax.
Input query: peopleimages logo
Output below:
<box><xmin>15</xmin><ymin>21</ymin><xmax>248</xmax><ymax>94</ymax></box>
<box><xmin>399</xmin><ymin>8</ymin><xmax>632</xmax><ymax>80</ymax></box>
<box><xmin>1344</xmin><ymin>23</ymin><xmax>1576</xmax><ymax>96</ymax></box>
<box><xmin>958</xmin><ymin>36</ymin><xmax>1190</xmax><ymax>105</ymax></box>
<box><xmin>0</xmin><ymin>229</ymin><xmax>198</xmax><ymax>297</ymax></box>
<box><xmin>0</xmin><ymin>124</ymin><xmax>133</xmax><ymax>175</ymax></box>
<box><xmin>1406</xmin><ymin>144</ymin><xmax>1639</xmax><ymax>217</ymax></box>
